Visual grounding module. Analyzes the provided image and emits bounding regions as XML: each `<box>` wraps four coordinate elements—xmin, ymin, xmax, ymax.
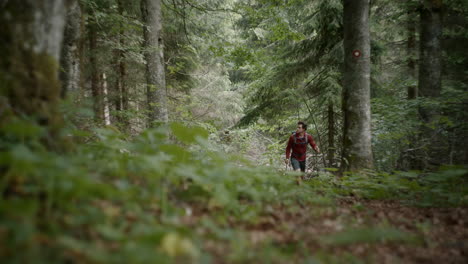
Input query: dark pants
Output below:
<box><xmin>290</xmin><ymin>157</ymin><xmax>306</xmax><ymax>172</ymax></box>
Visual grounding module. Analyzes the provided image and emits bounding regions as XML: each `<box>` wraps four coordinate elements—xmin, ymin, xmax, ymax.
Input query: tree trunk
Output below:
<box><xmin>418</xmin><ymin>0</ymin><xmax>442</xmax><ymax>104</ymax></box>
<box><xmin>141</xmin><ymin>0</ymin><xmax>168</xmax><ymax>127</ymax></box>
<box><xmin>407</xmin><ymin>5</ymin><xmax>418</xmax><ymax>99</ymax></box>
<box><xmin>114</xmin><ymin>0</ymin><xmax>129</xmax><ymax>127</ymax></box>
<box><xmin>327</xmin><ymin>101</ymin><xmax>335</xmax><ymax>167</ymax></box>
<box><xmin>102</xmin><ymin>73</ymin><xmax>111</xmax><ymax>125</ymax></box>
<box><xmin>113</xmin><ymin>50</ymin><xmax>122</xmax><ymax>119</ymax></box>
<box><xmin>88</xmin><ymin>16</ymin><xmax>103</xmax><ymax>123</ymax></box>
<box><xmin>403</xmin><ymin>3</ymin><xmax>420</xmax><ymax>170</ymax></box>
<box><xmin>341</xmin><ymin>0</ymin><xmax>374</xmax><ymax>172</ymax></box>
<box><xmin>0</xmin><ymin>0</ymin><xmax>72</xmax><ymax>141</ymax></box>
<box><xmin>60</xmin><ymin>1</ymin><xmax>82</xmax><ymax>98</ymax></box>
<box><xmin>416</xmin><ymin>0</ymin><xmax>443</xmax><ymax>169</ymax></box>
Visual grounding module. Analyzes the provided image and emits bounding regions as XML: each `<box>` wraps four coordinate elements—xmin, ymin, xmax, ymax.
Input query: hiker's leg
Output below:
<box><xmin>290</xmin><ymin>158</ymin><xmax>301</xmax><ymax>171</ymax></box>
<box><xmin>299</xmin><ymin>160</ymin><xmax>306</xmax><ymax>173</ymax></box>
<box><xmin>291</xmin><ymin>158</ymin><xmax>303</xmax><ymax>185</ymax></box>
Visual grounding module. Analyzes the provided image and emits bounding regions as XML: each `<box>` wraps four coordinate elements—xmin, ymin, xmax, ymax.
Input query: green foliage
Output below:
<box><xmin>321</xmin><ymin>226</ymin><xmax>420</xmax><ymax>245</ymax></box>
<box><xmin>3</xmin><ymin>0</ymin><xmax>468</xmax><ymax>262</ymax></box>
<box><xmin>371</xmin><ymin>87</ymin><xmax>468</xmax><ymax>171</ymax></box>
<box><xmin>0</xmin><ymin>115</ymin><xmax>313</xmax><ymax>263</ymax></box>
<box><xmin>2</xmin><ymin>110</ymin><xmax>466</xmax><ymax>262</ymax></box>
<box><xmin>170</xmin><ymin>122</ymin><xmax>209</xmax><ymax>144</ymax></box>
<box><xmin>236</xmin><ymin>0</ymin><xmax>343</xmax><ymax>127</ymax></box>
<box><xmin>338</xmin><ymin>167</ymin><xmax>468</xmax><ymax>207</ymax></box>
<box><xmin>371</xmin><ymin>95</ymin><xmax>420</xmax><ymax>171</ymax></box>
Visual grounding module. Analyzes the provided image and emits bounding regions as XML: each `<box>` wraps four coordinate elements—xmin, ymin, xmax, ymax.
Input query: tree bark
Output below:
<box><xmin>403</xmin><ymin>2</ymin><xmax>420</xmax><ymax>170</ymax></box>
<box><xmin>341</xmin><ymin>0</ymin><xmax>374</xmax><ymax>172</ymax></box>
<box><xmin>418</xmin><ymin>0</ymin><xmax>442</xmax><ymax>104</ymax></box>
<box><xmin>88</xmin><ymin>15</ymin><xmax>103</xmax><ymax>123</ymax></box>
<box><xmin>60</xmin><ymin>1</ymin><xmax>82</xmax><ymax>98</ymax></box>
<box><xmin>141</xmin><ymin>0</ymin><xmax>168</xmax><ymax>127</ymax></box>
<box><xmin>114</xmin><ymin>0</ymin><xmax>129</xmax><ymax>127</ymax></box>
<box><xmin>416</xmin><ymin>0</ymin><xmax>443</xmax><ymax>169</ymax></box>
<box><xmin>407</xmin><ymin>5</ymin><xmax>418</xmax><ymax>99</ymax></box>
<box><xmin>113</xmin><ymin>49</ymin><xmax>122</xmax><ymax>119</ymax></box>
<box><xmin>102</xmin><ymin>73</ymin><xmax>111</xmax><ymax>125</ymax></box>
<box><xmin>0</xmin><ymin>0</ymin><xmax>73</xmax><ymax>140</ymax></box>
<box><xmin>327</xmin><ymin>101</ymin><xmax>335</xmax><ymax>167</ymax></box>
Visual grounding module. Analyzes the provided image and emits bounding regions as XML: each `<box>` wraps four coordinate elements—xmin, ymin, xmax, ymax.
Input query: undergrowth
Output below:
<box><xmin>1</xmin><ymin>115</ymin><xmax>466</xmax><ymax>263</ymax></box>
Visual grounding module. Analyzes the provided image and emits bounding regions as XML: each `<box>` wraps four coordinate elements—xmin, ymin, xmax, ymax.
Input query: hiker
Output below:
<box><xmin>285</xmin><ymin>121</ymin><xmax>320</xmax><ymax>172</ymax></box>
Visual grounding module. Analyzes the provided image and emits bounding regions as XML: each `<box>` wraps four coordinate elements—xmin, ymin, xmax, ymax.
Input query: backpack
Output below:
<box><xmin>292</xmin><ymin>132</ymin><xmax>308</xmax><ymax>145</ymax></box>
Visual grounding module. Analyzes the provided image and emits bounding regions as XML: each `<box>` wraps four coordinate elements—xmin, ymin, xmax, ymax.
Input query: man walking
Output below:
<box><xmin>285</xmin><ymin>121</ymin><xmax>320</xmax><ymax>172</ymax></box>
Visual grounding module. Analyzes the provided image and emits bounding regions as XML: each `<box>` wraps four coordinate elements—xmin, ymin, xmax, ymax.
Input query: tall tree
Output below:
<box><xmin>60</xmin><ymin>1</ymin><xmax>83</xmax><ymax>98</ymax></box>
<box><xmin>416</xmin><ymin>0</ymin><xmax>443</xmax><ymax>168</ymax></box>
<box><xmin>418</xmin><ymin>0</ymin><xmax>442</xmax><ymax>109</ymax></box>
<box><xmin>0</xmin><ymin>0</ymin><xmax>73</xmax><ymax>142</ymax></box>
<box><xmin>407</xmin><ymin>2</ymin><xmax>418</xmax><ymax>99</ymax></box>
<box><xmin>113</xmin><ymin>0</ymin><xmax>129</xmax><ymax>126</ymax></box>
<box><xmin>341</xmin><ymin>0</ymin><xmax>374</xmax><ymax>172</ymax></box>
<box><xmin>402</xmin><ymin>1</ymin><xmax>420</xmax><ymax>169</ymax></box>
<box><xmin>141</xmin><ymin>0</ymin><xmax>168</xmax><ymax>126</ymax></box>
<box><xmin>87</xmin><ymin>8</ymin><xmax>103</xmax><ymax>123</ymax></box>
<box><xmin>327</xmin><ymin>101</ymin><xmax>336</xmax><ymax>167</ymax></box>
<box><xmin>101</xmin><ymin>73</ymin><xmax>111</xmax><ymax>125</ymax></box>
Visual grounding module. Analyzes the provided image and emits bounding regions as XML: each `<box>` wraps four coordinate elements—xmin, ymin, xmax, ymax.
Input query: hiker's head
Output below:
<box><xmin>297</xmin><ymin>121</ymin><xmax>307</xmax><ymax>133</ymax></box>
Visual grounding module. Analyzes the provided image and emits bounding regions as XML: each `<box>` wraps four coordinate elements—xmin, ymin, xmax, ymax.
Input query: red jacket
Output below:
<box><xmin>286</xmin><ymin>133</ymin><xmax>318</xmax><ymax>161</ymax></box>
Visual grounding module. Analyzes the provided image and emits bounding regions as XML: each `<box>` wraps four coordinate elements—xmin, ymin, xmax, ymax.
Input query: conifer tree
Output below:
<box><xmin>141</xmin><ymin>0</ymin><xmax>168</xmax><ymax>126</ymax></box>
<box><xmin>341</xmin><ymin>0</ymin><xmax>374</xmax><ymax>172</ymax></box>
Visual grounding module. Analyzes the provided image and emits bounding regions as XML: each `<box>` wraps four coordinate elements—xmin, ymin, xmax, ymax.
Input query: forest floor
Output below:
<box><xmin>183</xmin><ymin>196</ymin><xmax>468</xmax><ymax>263</ymax></box>
<box><xmin>3</xmin><ymin>125</ymin><xmax>467</xmax><ymax>263</ymax></box>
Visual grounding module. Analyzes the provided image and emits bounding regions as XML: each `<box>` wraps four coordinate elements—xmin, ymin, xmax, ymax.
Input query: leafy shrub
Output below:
<box><xmin>0</xmin><ymin>117</ymin><xmax>313</xmax><ymax>263</ymax></box>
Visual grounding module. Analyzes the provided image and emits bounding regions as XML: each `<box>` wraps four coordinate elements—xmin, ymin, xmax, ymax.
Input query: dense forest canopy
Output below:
<box><xmin>1</xmin><ymin>0</ymin><xmax>467</xmax><ymax>263</ymax></box>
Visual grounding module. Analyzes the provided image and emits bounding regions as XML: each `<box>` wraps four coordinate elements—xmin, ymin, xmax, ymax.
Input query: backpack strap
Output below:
<box><xmin>292</xmin><ymin>132</ymin><xmax>308</xmax><ymax>145</ymax></box>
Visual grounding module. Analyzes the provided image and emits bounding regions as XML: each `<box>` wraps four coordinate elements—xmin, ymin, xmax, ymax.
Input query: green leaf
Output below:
<box><xmin>424</xmin><ymin>168</ymin><xmax>468</xmax><ymax>183</ymax></box>
<box><xmin>159</xmin><ymin>144</ymin><xmax>191</xmax><ymax>163</ymax></box>
<box><xmin>321</xmin><ymin>226</ymin><xmax>420</xmax><ymax>245</ymax></box>
<box><xmin>170</xmin><ymin>122</ymin><xmax>208</xmax><ymax>144</ymax></box>
<box><xmin>96</xmin><ymin>225</ymin><xmax>124</xmax><ymax>241</ymax></box>
<box><xmin>2</xmin><ymin>118</ymin><xmax>44</xmax><ymax>139</ymax></box>
<box><xmin>10</xmin><ymin>144</ymin><xmax>40</xmax><ymax>164</ymax></box>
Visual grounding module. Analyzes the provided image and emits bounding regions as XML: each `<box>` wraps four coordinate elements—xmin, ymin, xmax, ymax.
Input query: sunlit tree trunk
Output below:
<box><xmin>0</xmin><ymin>0</ymin><xmax>72</xmax><ymax>141</ymax></box>
<box><xmin>102</xmin><ymin>73</ymin><xmax>111</xmax><ymax>125</ymax></box>
<box><xmin>341</xmin><ymin>0</ymin><xmax>374</xmax><ymax>172</ymax></box>
<box><xmin>60</xmin><ymin>1</ymin><xmax>82</xmax><ymax>98</ymax></box>
<box><xmin>141</xmin><ymin>0</ymin><xmax>168</xmax><ymax>127</ymax></box>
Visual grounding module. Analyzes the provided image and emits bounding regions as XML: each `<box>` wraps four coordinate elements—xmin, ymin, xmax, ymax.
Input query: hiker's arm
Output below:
<box><xmin>285</xmin><ymin>136</ymin><xmax>293</xmax><ymax>159</ymax></box>
<box><xmin>308</xmin><ymin>135</ymin><xmax>320</xmax><ymax>153</ymax></box>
